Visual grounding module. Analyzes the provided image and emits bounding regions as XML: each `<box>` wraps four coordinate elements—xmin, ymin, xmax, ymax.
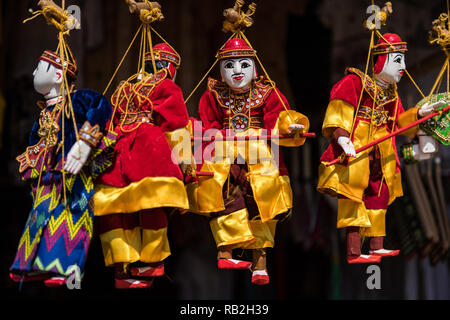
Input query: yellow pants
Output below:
<box><xmin>337</xmin><ymin>199</ymin><xmax>387</xmax><ymax>237</ymax></box>
<box><xmin>100</xmin><ymin>226</ymin><xmax>170</xmax><ymax>267</ymax></box>
<box><xmin>209</xmin><ymin>208</ymin><xmax>278</xmax><ymax>250</ymax></box>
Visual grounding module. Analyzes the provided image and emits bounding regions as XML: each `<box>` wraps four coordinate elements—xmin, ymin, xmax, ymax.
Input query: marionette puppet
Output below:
<box><xmin>186</xmin><ymin>0</ymin><xmax>314</xmax><ymax>285</ymax></box>
<box><xmin>10</xmin><ymin>1</ymin><xmax>115</xmax><ymax>287</ymax></box>
<box><xmin>93</xmin><ymin>1</ymin><xmax>191</xmax><ymax>289</ymax></box>
<box><xmin>317</xmin><ymin>3</ymin><xmax>449</xmax><ymax>264</ymax></box>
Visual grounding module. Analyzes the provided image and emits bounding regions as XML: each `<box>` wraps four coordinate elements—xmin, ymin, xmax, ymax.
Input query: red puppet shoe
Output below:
<box><xmin>347</xmin><ymin>254</ymin><xmax>382</xmax><ymax>264</ymax></box>
<box><xmin>251</xmin><ymin>269</ymin><xmax>270</xmax><ymax>285</ymax></box>
<box><xmin>130</xmin><ymin>263</ymin><xmax>165</xmax><ymax>277</ymax></box>
<box><xmin>369</xmin><ymin>249</ymin><xmax>400</xmax><ymax>257</ymax></box>
<box><xmin>115</xmin><ymin>278</ymin><xmax>154</xmax><ymax>289</ymax></box>
<box><xmin>218</xmin><ymin>258</ymin><xmax>252</xmax><ymax>270</ymax></box>
<box><xmin>44</xmin><ymin>277</ymin><xmax>67</xmax><ymax>287</ymax></box>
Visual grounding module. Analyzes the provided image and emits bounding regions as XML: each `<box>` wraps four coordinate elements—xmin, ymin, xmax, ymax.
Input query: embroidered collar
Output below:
<box><xmin>346</xmin><ymin>67</ymin><xmax>397</xmax><ymax>106</ymax></box>
<box><xmin>207</xmin><ymin>76</ymin><xmax>273</xmax><ymax>110</ymax></box>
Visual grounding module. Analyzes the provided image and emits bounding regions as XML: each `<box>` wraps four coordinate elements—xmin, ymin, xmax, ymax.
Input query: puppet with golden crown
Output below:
<box><xmin>317</xmin><ymin>32</ymin><xmax>445</xmax><ymax>264</ymax></box>
<box><xmin>93</xmin><ymin>43</ymin><xmax>191</xmax><ymax>289</ymax></box>
<box><xmin>187</xmin><ymin>2</ymin><xmax>311</xmax><ymax>285</ymax></box>
<box><xmin>10</xmin><ymin>49</ymin><xmax>115</xmax><ymax>286</ymax></box>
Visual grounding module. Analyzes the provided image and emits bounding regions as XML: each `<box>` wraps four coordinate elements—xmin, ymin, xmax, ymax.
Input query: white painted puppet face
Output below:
<box><xmin>379</xmin><ymin>52</ymin><xmax>406</xmax><ymax>84</ymax></box>
<box><xmin>33</xmin><ymin>60</ymin><xmax>63</xmax><ymax>97</ymax></box>
<box><xmin>220</xmin><ymin>58</ymin><xmax>256</xmax><ymax>92</ymax></box>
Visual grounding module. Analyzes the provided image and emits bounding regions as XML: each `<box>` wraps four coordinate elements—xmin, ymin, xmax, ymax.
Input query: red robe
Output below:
<box><xmin>98</xmin><ymin>70</ymin><xmax>188</xmax><ymax>187</ymax></box>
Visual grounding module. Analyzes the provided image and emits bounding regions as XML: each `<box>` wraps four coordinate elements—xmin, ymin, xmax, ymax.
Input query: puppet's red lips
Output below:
<box><xmin>399</xmin><ymin>70</ymin><xmax>404</xmax><ymax>75</ymax></box>
<box><xmin>233</xmin><ymin>75</ymin><xmax>244</xmax><ymax>81</ymax></box>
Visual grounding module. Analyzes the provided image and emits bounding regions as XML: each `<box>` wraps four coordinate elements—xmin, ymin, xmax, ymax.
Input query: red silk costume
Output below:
<box><xmin>94</xmin><ymin>66</ymin><xmax>190</xmax><ymax>270</ymax></box>
<box><xmin>317</xmin><ymin>34</ymin><xmax>419</xmax><ymax>259</ymax></box>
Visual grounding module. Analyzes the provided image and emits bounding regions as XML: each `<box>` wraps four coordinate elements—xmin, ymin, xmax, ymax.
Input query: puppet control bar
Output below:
<box><xmin>325</xmin><ymin>105</ymin><xmax>450</xmax><ymax>167</ymax></box>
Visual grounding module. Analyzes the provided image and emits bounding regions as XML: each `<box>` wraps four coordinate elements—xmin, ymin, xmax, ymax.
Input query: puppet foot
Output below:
<box><xmin>131</xmin><ymin>263</ymin><xmax>165</xmax><ymax>277</ymax></box>
<box><xmin>347</xmin><ymin>254</ymin><xmax>381</xmax><ymax>264</ymax></box>
<box><xmin>251</xmin><ymin>269</ymin><xmax>270</xmax><ymax>285</ymax></box>
<box><xmin>369</xmin><ymin>249</ymin><xmax>400</xmax><ymax>257</ymax></box>
<box><xmin>115</xmin><ymin>278</ymin><xmax>154</xmax><ymax>289</ymax></box>
<box><xmin>218</xmin><ymin>258</ymin><xmax>252</xmax><ymax>270</ymax></box>
<box><xmin>44</xmin><ymin>277</ymin><xmax>66</xmax><ymax>287</ymax></box>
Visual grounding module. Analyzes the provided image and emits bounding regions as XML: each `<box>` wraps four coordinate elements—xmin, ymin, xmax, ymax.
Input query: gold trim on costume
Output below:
<box><xmin>94</xmin><ymin>176</ymin><xmax>189</xmax><ymax>216</ymax></box>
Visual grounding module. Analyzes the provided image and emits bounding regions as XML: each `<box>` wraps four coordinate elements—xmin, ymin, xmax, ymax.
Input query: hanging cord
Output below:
<box><xmin>103</xmin><ymin>24</ymin><xmax>143</xmax><ymax>96</ymax></box>
<box><xmin>348</xmin><ymin>30</ymin><xmax>375</xmax><ymax>144</ymax></box>
<box><xmin>238</xmin><ymin>30</ymin><xmax>294</xmax><ymax>124</ymax></box>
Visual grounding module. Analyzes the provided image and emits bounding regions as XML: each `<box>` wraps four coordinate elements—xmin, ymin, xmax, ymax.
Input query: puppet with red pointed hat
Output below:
<box><xmin>93</xmin><ymin>2</ymin><xmax>191</xmax><ymax>289</ymax></box>
<box><xmin>187</xmin><ymin>1</ymin><xmax>312</xmax><ymax>286</ymax></box>
<box><xmin>317</xmin><ymin>7</ymin><xmax>445</xmax><ymax>264</ymax></box>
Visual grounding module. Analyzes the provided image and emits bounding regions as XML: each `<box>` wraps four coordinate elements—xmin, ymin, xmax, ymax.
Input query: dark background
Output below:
<box><xmin>0</xmin><ymin>0</ymin><xmax>449</xmax><ymax>301</ymax></box>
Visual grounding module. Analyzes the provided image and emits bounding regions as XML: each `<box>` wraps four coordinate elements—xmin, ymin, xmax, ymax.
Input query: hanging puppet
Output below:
<box><xmin>317</xmin><ymin>2</ymin><xmax>448</xmax><ymax>264</ymax></box>
<box><xmin>10</xmin><ymin>1</ymin><xmax>115</xmax><ymax>287</ymax></box>
<box><xmin>186</xmin><ymin>0</ymin><xmax>313</xmax><ymax>285</ymax></box>
<box><xmin>93</xmin><ymin>1</ymin><xmax>191</xmax><ymax>289</ymax></box>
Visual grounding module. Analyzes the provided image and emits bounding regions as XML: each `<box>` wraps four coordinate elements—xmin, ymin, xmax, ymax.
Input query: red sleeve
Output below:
<box><xmin>263</xmin><ymin>88</ymin><xmax>292</xmax><ymax>130</ymax></box>
<box><xmin>329</xmin><ymin>74</ymin><xmax>362</xmax><ymax>108</ymax></box>
<box><xmin>151</xmin><ymin>79</ymin><xmax>189</xmax><ymax>132</ymax></box>
<box><xmin>198</xmin><ymin>90</ymin><xmax>224</xmax><ymax>131</ymax></box>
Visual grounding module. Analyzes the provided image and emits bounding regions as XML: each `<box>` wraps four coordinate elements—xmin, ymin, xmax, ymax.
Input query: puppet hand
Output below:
<box><xmin>337</xmin><ymin>136</ymin><xmax>356</xmax><ymax>158</ymax></box>
<box><xmin>180</xmin><ymin>162</ymin><xmax>195</xmax><ymax>177</ymax></box>
<box><xmin>288</xmin><ymin>123</ymin><xmax>305</xmax><ymax>134</ymax></box>
<box><xmin>64</xmin><ymin>140</ymin><xmax>92</xmax><ymax>175</ymax></box>
<box><xmin>418</xmin><ymin>100</ymin><xmax>446</xmax><ymax>117</ymax></box>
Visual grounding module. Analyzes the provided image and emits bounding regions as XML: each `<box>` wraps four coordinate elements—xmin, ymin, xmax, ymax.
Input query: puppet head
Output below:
<box><xmin>33</xmin><ymin>50</ymin><xmax>77</xmax><ymax>99</ymax></box>
<box><xmin>373</xmin><ymin>33</ymin><xmax>407</xmax><ymax>85</ymax></box>
<box><xmin>145</xmin><ymin>43</ymin><xmax>181</xmax><ymax>80</ymax></box>
<box><xmin>216</xmin><ymin>37</ymin><xmax>257</xmax><ymax>92</ymax></box>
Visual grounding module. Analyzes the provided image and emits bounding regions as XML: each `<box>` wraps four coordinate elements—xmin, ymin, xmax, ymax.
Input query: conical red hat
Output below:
<box><xmin>39</xmin><ymin>50</ymin><xmax>78</xmax><ymax>80</ymax></box>
<box><xmin>216</xmin><ymin>37</ymin><xmax>256</xmax><ymax>60</ymax></box>
<box><xmin>372</xmin><ymin>33</ymin><xmax>407</xmax><ymax>55</ymax></box>
<box><xmin>145</xmin><ymin>43</ymin><xmax>181</xmax><ymax>68</ymax></box>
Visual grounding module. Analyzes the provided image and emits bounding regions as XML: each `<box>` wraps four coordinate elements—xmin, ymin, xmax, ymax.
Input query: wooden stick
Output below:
<box><xmin>37</xmin><ymin>0</ymin><xmax>80</xmax><ymax>30</ymax></box>
<box><xmin>326</xmin><ymin>105</ymin><xmax>450</xmax><ymax>167</ymax></box>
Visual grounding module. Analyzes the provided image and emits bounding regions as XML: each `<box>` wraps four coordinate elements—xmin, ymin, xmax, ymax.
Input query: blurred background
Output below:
<box><xmin>1</xmin><ymin>0</ymin><xmax>449</xmax><ymax>300</ymax></box>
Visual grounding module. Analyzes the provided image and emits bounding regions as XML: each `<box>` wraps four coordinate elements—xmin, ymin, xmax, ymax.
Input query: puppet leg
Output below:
<box><xmin>97</xmin><ymin>213</ymin><xmax>152</xmax><ymax>289</ymax></box>
<box><xmin>363</xmin><ymin>160</ymin><xmax>400</xmax><ymax>258</ymax></box>
<box><xmin>129</xmin><ymin>208</ymin><xmax>170</xmax><ymax>277</ymax></box>
<box><xmin>337</xmin><ymin>199</ymin><xmax>381</xmax><ymax>263</ymax></box>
